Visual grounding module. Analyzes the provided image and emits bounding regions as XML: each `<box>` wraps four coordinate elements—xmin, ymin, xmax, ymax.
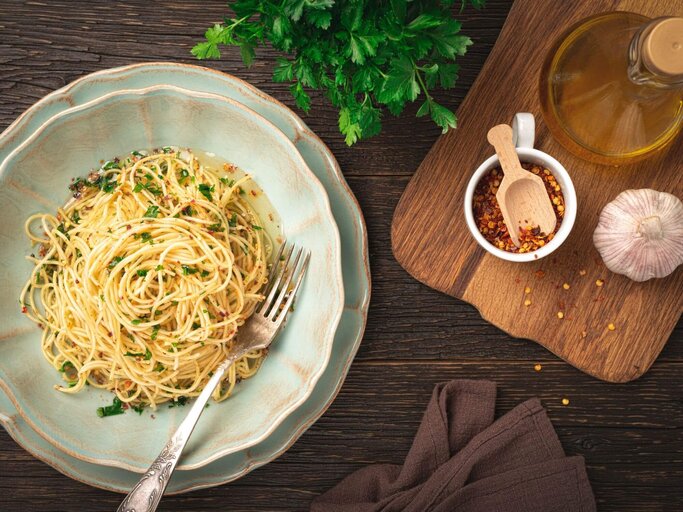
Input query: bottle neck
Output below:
<box><xmin>628</xmin><ymin>17</ymin><xmax>683</xmax><ymax>89</ymax></box>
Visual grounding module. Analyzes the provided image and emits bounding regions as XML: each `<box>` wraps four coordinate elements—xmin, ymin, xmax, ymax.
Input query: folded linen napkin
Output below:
<box><xmin>312</xmin><ymin>380</ymin><xmax>596</xmax><ymax>512</ymax></box>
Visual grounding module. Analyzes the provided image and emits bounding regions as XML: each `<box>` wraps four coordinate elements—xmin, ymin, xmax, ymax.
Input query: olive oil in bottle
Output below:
<box><xmin>540</xmin><ymin>13</ymin><xmax>683</xmax><ymax>165</ymax></box>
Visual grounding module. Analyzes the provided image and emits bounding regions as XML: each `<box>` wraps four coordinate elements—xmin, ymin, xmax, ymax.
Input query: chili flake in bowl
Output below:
<box><xmin>463</xmin><ymin>147</ymin><xmax>577</xmax><ymax>263</ymax></box>
<box><xmin>473</xmin><ymin>163</ymin><xmax>565</xmax><ymax>253</ymax></box>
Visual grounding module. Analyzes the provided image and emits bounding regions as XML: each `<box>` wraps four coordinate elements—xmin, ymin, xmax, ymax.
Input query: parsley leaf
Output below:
<box><xmin>192</xmin><ymin>1</ymin><xmax>481</xmax><ymax>144</ymax></box>
<box><xmin>97</xmin><ymin>397</ymin><xmax>125</xmax><ymax>418</ymax></box>
<box><xmin>109</xmin><ymin>256</ymin><xmax>124</xmax><ymax>268</ymax></box>
<box><xmin>181</xmin><ymin>265</ymin><xmax>198</xmax><ymax>275</ymax></box>
<box><xmin>144</xmin><ymin>205</ymin><xmax>160</xmax><ymax>218</ymax></box>
<box><xmin>198</xmin><ymin>183</ymin><xmax>214</xmax><ymax>201</ymax></box>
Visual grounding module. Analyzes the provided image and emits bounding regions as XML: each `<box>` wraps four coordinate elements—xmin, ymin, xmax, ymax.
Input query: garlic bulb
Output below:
<box><xmin>593</xmin><ymin>189</ymin><xmax>683</xmax><ymax>282</ymax></box>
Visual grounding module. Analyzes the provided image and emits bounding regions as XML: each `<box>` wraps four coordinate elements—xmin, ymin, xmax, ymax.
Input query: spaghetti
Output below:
<box><xmin>20</xmin><ymin>148</ymin><xmax>272</xmax><ymax>410</ymax></box>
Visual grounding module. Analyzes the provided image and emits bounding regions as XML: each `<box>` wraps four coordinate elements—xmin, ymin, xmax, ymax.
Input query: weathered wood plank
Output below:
<box><xmin>0</xmin><ymin>0</ymin><xmax>682</xmax><ymax>510</ymax></box>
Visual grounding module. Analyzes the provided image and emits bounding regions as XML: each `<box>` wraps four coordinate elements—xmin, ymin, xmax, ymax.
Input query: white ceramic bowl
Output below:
<box><xmin>464</xmin><ymin>113</ymin><xmax>577</xmax><ymax>262</ymax></box>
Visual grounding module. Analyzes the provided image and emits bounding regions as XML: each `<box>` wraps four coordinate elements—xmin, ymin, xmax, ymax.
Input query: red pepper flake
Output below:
<box><xmin>472</xmin><ymin>164</ymin><xmax>565</xmax><ymax>253</ymax></box>
<box><xmin>21</xmin><ymin>306</ymin><xmax>27</xmax><ymax>314</ymax></box>
<box><xmin>535</xmin><ymin>270</ymin><xmax>546</xmax><ymax>279</ymax></box>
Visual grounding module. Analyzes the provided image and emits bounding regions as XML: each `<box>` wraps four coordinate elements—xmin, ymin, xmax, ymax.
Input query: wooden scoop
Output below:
<box><xmin>487</xmin><ymin>124</ymin><xmax>557</xmax><ymax>247</ymax></box>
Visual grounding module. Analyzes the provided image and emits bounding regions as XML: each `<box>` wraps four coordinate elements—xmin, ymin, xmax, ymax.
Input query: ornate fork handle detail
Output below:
<box><xmin>117</xmin><ymin>355</ymin><xmax>239</xmax><ymax>512</ymax></box>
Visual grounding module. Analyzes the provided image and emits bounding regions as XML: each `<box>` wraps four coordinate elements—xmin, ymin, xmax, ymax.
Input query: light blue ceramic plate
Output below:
<box><xmin>0</xmin><ymin>82</ymin><xmax>346</xmax><ymax>471</ymax></box>
<box><xmin>0</xmin><ymin>63</ymin><xmax>369</xmax><ymax>492</ymax></box>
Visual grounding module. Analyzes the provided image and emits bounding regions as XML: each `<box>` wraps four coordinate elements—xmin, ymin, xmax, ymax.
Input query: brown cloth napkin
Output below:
<box><xmin>312</xmin><ymin>380</ymin><xmax>596</xmax><ymax>512</ymax></box>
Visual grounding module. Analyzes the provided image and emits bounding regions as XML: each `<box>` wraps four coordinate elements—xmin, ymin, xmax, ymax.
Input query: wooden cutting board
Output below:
<box><xmin>392</xmin><ymin>0</ymin><xmax>683</xmax><ymax>383</ymax></box>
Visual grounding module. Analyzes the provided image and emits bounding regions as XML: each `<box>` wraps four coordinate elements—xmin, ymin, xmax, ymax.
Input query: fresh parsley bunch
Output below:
<box><xmin>193</xmin><ymin>0</ymin><xmax>484</xmax><ymax>145</ymax></box>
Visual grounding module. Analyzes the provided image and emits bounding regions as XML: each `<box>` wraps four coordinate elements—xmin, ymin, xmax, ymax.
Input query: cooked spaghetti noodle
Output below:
<box><xmin>19</xmin><ymin>148</ymin><xmax>272</xmax><ymax>410</ymax></box>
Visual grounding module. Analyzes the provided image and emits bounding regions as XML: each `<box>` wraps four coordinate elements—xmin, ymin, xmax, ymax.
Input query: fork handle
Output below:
<box><xmin>117</xmin><ymin>351</ymin><xmax>244</xmax><ymax>512</ymax></box>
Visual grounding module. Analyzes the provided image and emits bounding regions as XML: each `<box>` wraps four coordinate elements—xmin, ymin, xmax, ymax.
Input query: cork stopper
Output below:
<box><xmin>642</xmin><ymin>17</ymin><xmax>683</xmax><ymax>77</ymax></box>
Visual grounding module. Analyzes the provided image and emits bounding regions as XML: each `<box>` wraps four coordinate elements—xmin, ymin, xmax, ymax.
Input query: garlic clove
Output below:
<box><xmin>593</xmin><ymin>189</ymin><xmax>683</xmax><ymax>282</ymax></box>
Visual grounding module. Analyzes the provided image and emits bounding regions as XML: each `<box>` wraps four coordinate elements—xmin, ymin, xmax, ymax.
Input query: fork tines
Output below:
<box><xmin>258</xmin><ymin>242</ymin><xmax>310</xmax><ymax>322</ymax></box>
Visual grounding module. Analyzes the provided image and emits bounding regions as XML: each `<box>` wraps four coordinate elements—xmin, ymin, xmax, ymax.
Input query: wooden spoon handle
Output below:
<box><xmin>487</xmin><ymin>124</ymin><xmax>525</xmax><ymax>178</ymax></box>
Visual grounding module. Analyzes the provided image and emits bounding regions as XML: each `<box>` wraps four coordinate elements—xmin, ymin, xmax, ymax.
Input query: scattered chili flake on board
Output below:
<box><xmin>472</xmin><ymin>164</ymin><xmax>565</xmax><ymax>253</ymax></box>
<box><xmin>535</xmin><ymin>270</ymin><xmax>545</xmax><ymax>279</ymax></box>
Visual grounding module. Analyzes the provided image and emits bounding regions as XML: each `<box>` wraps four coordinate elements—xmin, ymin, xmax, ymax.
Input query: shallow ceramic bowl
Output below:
<box><xmin>0</xmin><ymin>85</ymin><xmax>343</xmax><ymax>472</ymax></box>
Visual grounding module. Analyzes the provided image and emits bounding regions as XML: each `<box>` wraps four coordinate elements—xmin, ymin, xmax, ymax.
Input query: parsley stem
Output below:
<box><xmin>412</xmin><ymin>59</ymin><xmax>433</xmax><ymax>103</ymax></box>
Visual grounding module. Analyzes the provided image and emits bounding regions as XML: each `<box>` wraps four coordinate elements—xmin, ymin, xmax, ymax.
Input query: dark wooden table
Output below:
<box><xmin>0</xmin><ymin>1</ymin><xmax>681</xmax><ymax>511</ymax></box>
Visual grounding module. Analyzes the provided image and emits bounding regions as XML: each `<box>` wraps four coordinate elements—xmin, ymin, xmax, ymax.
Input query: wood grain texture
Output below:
<box><xmin>0</xmin><ymin>0</ymin><xmax>681</xmax><ymax>511</ymax></box>
<box><xmin>392</xmin><ymin>0</ymin><xmax>683</xmax><ymax>383</ymax></box>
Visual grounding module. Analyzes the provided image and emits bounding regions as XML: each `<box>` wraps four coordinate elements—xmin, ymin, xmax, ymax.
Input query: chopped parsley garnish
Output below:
<box><xmin>136</xmin><ymin>269</ymin><xmax>149</xmax><ymax>278</ymax></box>
<box><xmin>151</xmin><ymin>325</ymin><xmax>160</xmax><ymax>341</ymax></box>
<box><xmin>109</xmin><ymin>256</ymin><xmax>124</xmax><ymax>268</ymax></box>
<box><xmin>208</xmin><ymin>222</ymin><xmax>222</xmax><ymax>232</ymax></box>
<box><xmin>124</xmin><ymin>348</ymin><xmax>152</xmax><ymax>360</ymax></box>
<box><xmin>132</xmin><ymin>232</ymin><xmax>154</xmax><ymax>244</ymax></box>
<box><xmin>155</xmin><ymin>264</ymin><xmax>164</xmax><ymax>271</ymax></box>
<box><xmin>200</xmin><ymin>270</ymin><xmax>210</xmax><ymax>278</ymax></box>
<box><xmin>162</xmin><ymin>146</ymin><xmax>173</xmax><ymax>154</ymax></box>
<box><xmin>252</xmin><ymin>225</ymin><xmax>263</xmax><ymax>230</ymax></box>
<box><xmin>181</xmin><ymin>265</ymin><xmax>198</xmax><ymax>275</ymax></box>
<box><xmin>219</xmin><ymin>177</ymin><xmax>235</xmax><ymax>187</ymax></box>
<box><xmin>131</xmin><ymin>404</ymin><xmax>145</xmax><ymax>415</ymax></box>
<box><xmin>131</xmin><ymin>319</ymin><xmax>143</xmax><ymax>326</ymax></box>
<box><xmin>198</xmin><ymin>183</ymin><xmax>214</xmax><ymax>201</ymax></box>
<box><xmin>133</xmin><ymin>180</ymin><xmax>161</xmax><ymax>196</ymax></box>
<box><xmin>99</xmin><ymin>174</ymin><xmax>118</xmax><ymax>193</ymax></box>
<box><xmin>144</xmin><ymin>205</ymin><xmax>160</xmax><ymax>218</ymax></box>
<box><xmin>56</xmin><ymin>223</ymin><xmax>70</xmax><ymax>240</ymax></box>
<box><xmin>102</xmin><ymin>160</ymin><xmax>120</xmax><ymax>170</ymax></box>
<box><xmin>191</xmin><ymin>322</ymin><xmax>201</xmax><ymax>330</ymax></box>
<box><xmin>154</xmin><ymin>363</ymin><xmax>165</xmax><ymax>372</ymax></box>
<box><xmin>179</xmin><ymin>168</ymin><xmax>190</xmax><ymax>184</ymax></box>
<box><xmin>228</xmin><ymin>213</ymin><xmax>238</xmax><ymax>227</ymax></box>
<box><xmin>71</xmin><ymin>210</ymin><xmax>80</xmax><ymax>224</ymax></box>
<box><xmin>59</xmin><ymin>361</ymin><xmax>78</xmax><ymax>383</ymax></box>
<box><xmin>168</xmin><ymin>396</ymin><xmax>189</xmax><ymax>408</ymax></box>
<box><xmin>181</xmin><ymin>206</ymin><xmax>194</xmax><ymax>216</ymax></box>
<box><xmin>132</xmin><ymin>150</ymin><xmax>144</xmax><ymax>158</ymax></box>
<box><xmin>96</xmin><ymin>397</ymin><xmax>125</xmax><ymax>418</ymax></box>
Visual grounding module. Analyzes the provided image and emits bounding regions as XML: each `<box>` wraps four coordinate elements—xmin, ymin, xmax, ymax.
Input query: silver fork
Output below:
<box><xmin>118</xmin><ymin>243</ymin><xmax>310</xmax><ymax>512</ymax></box>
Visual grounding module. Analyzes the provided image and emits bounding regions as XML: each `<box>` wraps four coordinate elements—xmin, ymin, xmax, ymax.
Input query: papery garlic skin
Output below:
<box><xmin>593</xmin><ymin>189</ymin><xmax>683</xmax><ymax>282</ymax></box>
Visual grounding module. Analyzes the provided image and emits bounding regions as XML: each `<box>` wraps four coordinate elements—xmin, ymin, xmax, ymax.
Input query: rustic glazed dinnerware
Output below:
<box><xmin>0</xmin><ymin>63</ymin><xmax>370</xmax><ymax>494</ymax></box>
<box><xmin>0</xmin><ymin>81</ymin><xmax>346</xmax><ymax>472</ymax></box>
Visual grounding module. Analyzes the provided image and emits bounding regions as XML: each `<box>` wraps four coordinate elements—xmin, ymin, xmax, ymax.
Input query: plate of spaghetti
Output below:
<box><xmin>0</xmin><ymin>85</ymin><xmax>343</xmax><ymax>471</ymax></box>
